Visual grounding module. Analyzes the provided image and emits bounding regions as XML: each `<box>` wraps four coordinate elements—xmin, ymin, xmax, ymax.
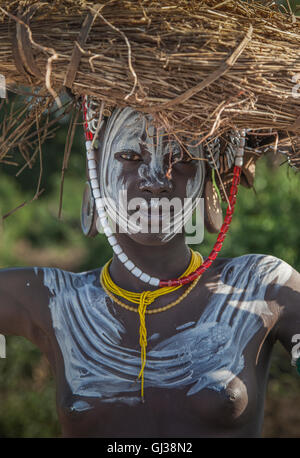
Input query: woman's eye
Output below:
<box><xmin>119</xmin><ymin>151</ymin><xmax>141</xmax><ymax>161</ymax></box>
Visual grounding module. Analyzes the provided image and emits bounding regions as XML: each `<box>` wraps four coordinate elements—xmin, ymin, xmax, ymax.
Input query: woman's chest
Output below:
<box><xmin>39</xmin><ymin>253</ymin><xmax>291</xmax><ymax>435</ymax></box>
<box><xmin>56</xmin><ymin>370</ymin><xmax>259</xmax><ymax>437</ymax></box>
<box><xmin>44</xmin><ymin>265</ymin><xmax>275</xmax><ymax>404</ymax></box>
<box><xmin>46</xmin><ymin>284</ymin><xmax>271</xmax><ymax>423</ymax></box>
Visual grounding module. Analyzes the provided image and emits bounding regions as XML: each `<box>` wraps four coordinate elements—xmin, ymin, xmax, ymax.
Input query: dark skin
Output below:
<box><xmin>0</xmin><ymin>125</ymin><xmax>300</xmax><ymax>438</ymax></box>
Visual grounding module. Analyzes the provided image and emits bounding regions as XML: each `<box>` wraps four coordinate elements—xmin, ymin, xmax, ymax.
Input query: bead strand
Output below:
<box><xmin>159</xmin><ymin>163</ymin><xmax>243</xmax><ymax>287</ymax></box>
<box><xmin>83</xmin><ymin>97</ymin><xmax>161</xmax><ymax>287</ymax></box>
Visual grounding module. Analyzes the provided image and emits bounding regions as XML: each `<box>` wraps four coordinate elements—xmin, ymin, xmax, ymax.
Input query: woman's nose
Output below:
<box><xmin>139</xmin><ymin>170</ymin><xmax>173</xmax><ymax>195</ymax></box>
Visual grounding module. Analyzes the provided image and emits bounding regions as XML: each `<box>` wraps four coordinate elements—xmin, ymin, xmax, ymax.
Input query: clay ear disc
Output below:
<box><xmin>204</xmin><ymin>179</ymin><xmax>223</xmax><ymax>234</ymax></box>
<box><xmin>81</xmin><ymin>181</ymin><xmax>98</xmax><ymax>237</ymax></box>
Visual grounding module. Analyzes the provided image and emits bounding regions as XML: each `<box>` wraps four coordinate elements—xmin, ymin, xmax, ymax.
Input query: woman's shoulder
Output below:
<box><xmin>33</xmin><ymin>265</ymin><xmax>103</xmax><ymax>295</ymax></box>
<box><xmin>211</xmin><ymin>253</ymin><xmax>293</xmax><ymax>287</ymax></box>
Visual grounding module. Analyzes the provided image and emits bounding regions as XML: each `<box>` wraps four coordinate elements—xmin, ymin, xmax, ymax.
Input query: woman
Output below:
<box><xmin>0</xmin><ymin>104</ymin><xmax>299</xmax><ymax>438</ymax></box>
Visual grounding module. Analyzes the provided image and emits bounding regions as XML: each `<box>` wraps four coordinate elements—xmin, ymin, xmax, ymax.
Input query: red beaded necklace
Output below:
<box><xmin>159</xmin><ymin>165</ymin><xmax>241</xmax><ymax>287</ymax></box>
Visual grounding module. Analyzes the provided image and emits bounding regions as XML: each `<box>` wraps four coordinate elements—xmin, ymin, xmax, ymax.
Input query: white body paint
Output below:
<box><xmin>37</xmin><ymin>254</ymin><xmax>292</xmax><ymax>409</ymax></box>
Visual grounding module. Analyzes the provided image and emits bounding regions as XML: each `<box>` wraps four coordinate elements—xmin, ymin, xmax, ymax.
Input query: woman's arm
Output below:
<box><xmin>0</xmin><ymin>267</ymin><xmax>51</xmax><ymax>341</ymax></box>
<box><xmin>269</xmin><ymin>265</ymin><xmax>300</xmax><ymax>364</ymax></box>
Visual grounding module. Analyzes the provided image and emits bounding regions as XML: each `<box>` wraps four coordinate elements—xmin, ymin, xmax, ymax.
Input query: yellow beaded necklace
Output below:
<box><xmin>100</xmin><ymin>249</ymin><xmax>203</xmax><ymax>401</ymax></box>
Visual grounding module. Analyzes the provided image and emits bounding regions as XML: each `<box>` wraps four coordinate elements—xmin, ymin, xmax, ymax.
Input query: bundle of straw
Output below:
<box><xmin>0</xmin><ymin>0</ymin><xmax>299</xmax><ymax>137</ymax></box>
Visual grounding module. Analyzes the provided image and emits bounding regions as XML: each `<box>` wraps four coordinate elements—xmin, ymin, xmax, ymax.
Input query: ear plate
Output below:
<box><xmin>81</xmin><ymin>181</ymin><xmax>98</xmax><ymax>237</ymax></box>
<box><xmin>204</xmin><ymin>179</ymin><xmax>223</xmax><ymax>234</ymax></box>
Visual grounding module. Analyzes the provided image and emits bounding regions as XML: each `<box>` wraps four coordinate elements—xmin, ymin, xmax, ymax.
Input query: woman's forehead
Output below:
<box><xmin>106</xmin><ymin>108</ymin><xmax>148</xmax><ymax>145</ymax></box>
<box><xmin>103</xmin><ymin>108</ymin><xmax>202</xmax><ymax>158</ymax></box>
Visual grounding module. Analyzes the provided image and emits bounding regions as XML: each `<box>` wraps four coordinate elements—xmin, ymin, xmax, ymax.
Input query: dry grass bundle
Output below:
<box><xmin>0</xmin><ymin>0</ymin><xmax>300</xmax><ymax>134</ymax></box>
<box><xmin>0</xmin><ymin>0</ymin><xmax>299</xmax><ymax>182</ymax></box>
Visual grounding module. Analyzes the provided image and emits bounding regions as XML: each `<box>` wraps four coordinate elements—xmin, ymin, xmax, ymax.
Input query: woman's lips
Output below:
<box><xmin>132</xmin><ymin>200</ymin><xmax>176</xmax><ymax>231</ymax></box>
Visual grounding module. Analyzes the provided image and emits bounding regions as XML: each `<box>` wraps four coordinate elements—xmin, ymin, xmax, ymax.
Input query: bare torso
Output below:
<box><xmin>23</xmin><ymin>253</ymin><xmax>292</xmax><ymax>438</ymax></box>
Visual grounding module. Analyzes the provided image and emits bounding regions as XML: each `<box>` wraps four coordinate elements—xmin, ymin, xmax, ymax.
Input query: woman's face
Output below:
<box><xmin>98</xmin><ymin>108</ymin><xmax>206</xmax><ymax>246</ymax></box>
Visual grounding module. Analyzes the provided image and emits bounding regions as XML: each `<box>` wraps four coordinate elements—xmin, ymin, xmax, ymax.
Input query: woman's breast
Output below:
<box><xmin>57</xmin><ymin>372</ymin><xmax>258</xmax><ymax>437</ymax></box>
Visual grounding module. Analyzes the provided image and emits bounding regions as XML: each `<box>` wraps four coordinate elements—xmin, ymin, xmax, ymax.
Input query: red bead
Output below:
<box><xmin>208</xmin><ymin>250</ymin><xmax>218</xmax><ymax>261</ymax></box>
<box><xmin>232</xmin><ymin>175</ymin><xmax>240</xmax><ymax>186</ymax></box>
<box><xmin>188</xmin><ymin>272</ymin><xmax>200</xmax><ymax>282</ymax></box>
<box><xmin>221</xmin><ymin>222</ymin><xmax>230</xmax><ymax>233</ymax></box>
<box><xmin>203</xmin><ymin>259</ymin><xmax>213</xmax><ymax>268</ymax></box>
<box><xmin>180</xmin><ymin>277</ymin><xmax>192</xmax><ymax>285</ymax></box>
<box><xmin>229</xmin><ymin>195</ymin><xmax>237</xmax><ymax>206</ymax></box>
<box><xmin>86</xmin><ymin>131</ymin><xmax>93</xmax><ymax>141</ymax></box>
<box><xmin>196</xmin><ymin>266</ymin><xmax>205</xmax><ymax>273</ymax></box>
<box><xmin>230</xmin><ymin>185</ymin><xmax>238</xmax><ymax>196</ymax></box>
<box><xmin>217</xmin><ymin>232</ymin><xmax>226</xmax><ymax>242</ymax></box>
<box><xmin>226</xmin><ymin>204</ymin><xmax>234</xmax><ymax>213</ymax></box>
<box><xmin>224</xmin><ymin>214</ymin><xmax>232</xmax><ymax>224</ymax></box>
<box><xmin>214</xmin><ymin>242</ymin><xmax>223</xmax><ymax>252</ymax></box>
<box><xmin>159</xmin><ymin>165</ymin><xmax>241</xmax><ymax>287</ymax></box>
<box><xmin>196</xmin><ymin>265</ymin><xmax>206</xmax><ymax>273</ymax></box>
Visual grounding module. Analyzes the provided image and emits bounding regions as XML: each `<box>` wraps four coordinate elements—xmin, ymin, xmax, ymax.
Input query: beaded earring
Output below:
<box><xmin>203</xmin><ymin>131</ymin><xmax>246</xmax><ymax>234</ymax></box>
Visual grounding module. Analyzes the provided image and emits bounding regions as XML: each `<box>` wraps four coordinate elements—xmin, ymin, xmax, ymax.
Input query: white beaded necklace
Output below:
<box><xmin>83</xmin><ymin>97</ymin><xmax>160</xmax><ymax>286</ymax></box>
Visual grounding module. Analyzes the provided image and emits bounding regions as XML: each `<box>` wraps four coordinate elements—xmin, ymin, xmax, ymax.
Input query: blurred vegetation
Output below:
<box><xmin>0</xmin><ymin>0</ymin><xmax>300</xmax><ymax>435</ymax></box>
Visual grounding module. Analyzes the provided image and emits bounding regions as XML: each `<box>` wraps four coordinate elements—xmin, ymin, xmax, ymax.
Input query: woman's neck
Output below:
<box><xmin>108</xmin><ymin>233</ymin><xmax>192</xmax><ymax>292</ymax></box>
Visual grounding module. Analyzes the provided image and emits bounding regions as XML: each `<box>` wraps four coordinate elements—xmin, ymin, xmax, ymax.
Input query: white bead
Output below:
<box><xmin>95</xmin><ymin>198</ymin><xmax>104</xmax><ymax>210</ymax></box>
<box><xmin>235</xmin><ymin>157</ymin><xmax>244</xmax><ymax>167</ymax></box>
<box><xmin>118</xmin><ymin>253</ymin><xmax>128</xmax><ymax>263</ymax></box>
<box><xmin>140</xmin><ymin>273</ymin><xmax>151</xmax><ymax>283</ymax></box>
<box><xmin>97</xmin><ymin>208</ymin><xmax>106</xmax><ymax>218</ymax></box>
<box><xmin>86</xmin><ymin>151</ymin><xmax>95</xmax><ymax>161</ymax></box>
<box><xmin>124</xmin><ymin>260</ymin><xmax>135</xmax><ymax>271</ymax></box>
<box><xmin>91</xmin><ymin>179</ymin><xmax>99</xmax><ymax>190</ymax></box>
<box><xmin>239</xmin><ymin>137</ymin><xmax>246</xmax><ymax>147</ymax></box>
<box><xmin>87</xmin><ymin>151</ymin><xmax>95</xmax><ymax>161</ymax></box>
<box><xmin>100</xmin><ymin>216</ymin><xmax>108</xmax><ymax>227</ymax></box>
<box><xmin>132</xmin><ymin>267</ymin><xmax>142</xmax><ymax>278</ymax></box>
<box><xmin>104</xmin><ymin>226</ymin><xmax>113</xmax><ymax>237</ymax></box>
<box><xmin>112</xmin><ymin>244</ymin><xmax>122</xmax><ymax>255</ymax></box>
<box><xmin>107</xmin><ymin>235</ymin><xmax>117</xmax><ymax>246</ymax></box>
<box><xmin>88</xmin><ymin>159</ymin><xmax>97</xmax><ymax>170</ymax></box>
<box><xmin>93</xmin><ymin>188</ymin><xmax>101</xmax><ymax>198</ymax></box>
<box><xmin>149</xmin><ymin>277</ymin><xmax>160</xmax><ymax>287</ymax></box>
<box><xmin>89</xmin><ymin>169</ymin><xmax>97</xmax><ymax>179</ymax></box>
<box><xmin>86</xmin><ymin>140</ymin><xmax>92</xmax><ymax>152</ymax></box>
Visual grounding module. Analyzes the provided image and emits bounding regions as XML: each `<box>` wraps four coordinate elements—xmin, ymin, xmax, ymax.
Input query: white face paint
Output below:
<box><xmin>99</xmin><ymin>108</ymin><xmax>205</xmax><ymax>241</ymax></box>
<box><xmin>38</xmin><ymin>254</ymin><xmax>292</xmax><ymax>409</ymax></box>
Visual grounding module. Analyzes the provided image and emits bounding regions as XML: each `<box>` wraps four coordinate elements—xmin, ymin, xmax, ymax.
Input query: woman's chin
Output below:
<box><xmin>126</xmin><ymin>231</ymin><xmax>173</xmax><ymax>247</ymax></box>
